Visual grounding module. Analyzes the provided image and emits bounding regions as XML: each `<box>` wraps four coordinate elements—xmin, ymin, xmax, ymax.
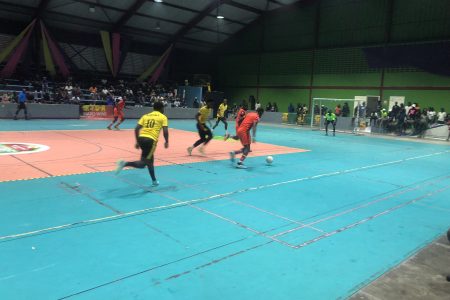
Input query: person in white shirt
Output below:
<box><xmin>427</xmin><ymin>108</ymin><xmax>436</xmax><ymax>123</ymax></box>
<box><xmin>255</xmin><ymin>101</ymin><xmax>261</xmax><ymax>110</ymax></box>
<box><xmin>437</xmin><ymin>108</ymin><xmax>447</xmax><ymax>124</ymax></box>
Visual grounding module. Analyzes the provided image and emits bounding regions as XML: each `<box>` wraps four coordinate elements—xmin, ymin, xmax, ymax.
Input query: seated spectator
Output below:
<box><xmin>89</xmin><ymin>85</ymin><xmax>98</xmax><ymax>100</ymax></box>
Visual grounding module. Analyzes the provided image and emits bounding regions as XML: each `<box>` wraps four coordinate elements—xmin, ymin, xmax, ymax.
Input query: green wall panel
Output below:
<box><xmin>313</xmin><ymin>74</ymin><xmax>382</xmax><ymax>86</ymax></box>
<box><xmin>319</xmin><ymin>0</ymin><xmax>387</xmax><ymax>47</ymax></box>
<box><xmin>259</xmin><ymin>50</ymin><xmax>312</xmax><ymax>86</ymax></box>
<box><xmin>384</xmin><ymin>71</ymin><xmax>450</xmax><ymax>87</ymax></box>
<box><xmin>263</xmin><ymin>4</ymin><xmax>316</xmax><ymax>51</ymax></box>
<box><xmin>391</xmin><ymin>0</ymin><xmax>450</xmax><ymax>42</ymax></box>
<box><xmin>223</xmin><ymin>88</ymin><xmax>257</xmax><ymax>105</ymax></box>
<box><xmin>259</xmin><ymin>88</ymin><xmax>310</xmax><ymax>112</ymax></box>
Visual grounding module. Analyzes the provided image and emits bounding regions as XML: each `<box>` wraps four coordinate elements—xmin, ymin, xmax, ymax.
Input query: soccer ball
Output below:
<box><xmin>266</xmin><ymin>156</ymin><xmax>273</xmax><ymax>164</ymax></box>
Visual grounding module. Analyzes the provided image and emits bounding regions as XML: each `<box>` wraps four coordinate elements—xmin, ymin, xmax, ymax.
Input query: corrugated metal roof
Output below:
<box><xmin>0</xmin><ymin>0</ymin><xmax>302</xmax><ymax>52</ymax></box>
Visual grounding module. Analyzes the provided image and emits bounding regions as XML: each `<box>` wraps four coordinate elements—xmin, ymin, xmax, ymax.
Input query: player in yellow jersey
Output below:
<box><xmin>115</xmin><ymin>102</ymin><xmax>169</xmax><ymax>186</ymax></box>
<box><xmin>212</xmin><ymin>99</ymin><xmax>228</xmax><ymax>134</ymax></box>
<box><xmin>187</xmin><ymin>99</ymin><xmax>214</xmax><ymax>155</ymax></box>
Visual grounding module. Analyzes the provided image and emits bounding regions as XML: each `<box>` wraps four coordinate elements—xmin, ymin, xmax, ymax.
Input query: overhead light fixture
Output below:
<box><xmin>155</xmin><ymin>21</ymin><xmax>161</xmax><ymax>30</ymax></box>
<box><xmin>89</xmin><ymin>4</ymin><xmax>95</xmax><ymax>13</ymax></box>
<box><xmin>154</xmin><ymin>0</ymin><xmax>163</xmax><ymax>2</ymax></box>
<box><xmin>216</xmin><ymin>15</ymin><xmax>224</xmax><ymax>19</ymax></box>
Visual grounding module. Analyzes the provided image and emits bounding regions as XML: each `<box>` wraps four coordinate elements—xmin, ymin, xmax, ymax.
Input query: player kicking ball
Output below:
<box><xmin>229</xmin><ymin>107</ymin><xmax>264</xmax><ymax>169</ymax></box>
<box><xmin>115</xmin><ymin>101</ymin><xmax>169</xmax><ymax>186</ymax></box>
<box><xmin>224</xmin><ymin>103</ymin><xmax>247</xmax><ymax>141</ymax></box>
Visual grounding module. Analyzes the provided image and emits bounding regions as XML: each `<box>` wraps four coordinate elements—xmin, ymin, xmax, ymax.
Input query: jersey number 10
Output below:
<box><xmin>145</xmin><ymin>119</ymin><xmax>155</xmax><ymax>128</ymax></box>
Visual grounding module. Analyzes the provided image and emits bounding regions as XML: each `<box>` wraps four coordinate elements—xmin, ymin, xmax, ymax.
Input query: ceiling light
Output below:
<box><xmin>89</xmin><ymin>5</ymin><xmax>95</xmax><ymax>13</ymax></box>
<box><xmin>216</xmin><ymin>15</ymin><xmax>224</xmax><ymax>19</ymax></box>
<box><xmin>154</xmin><ymin>0</ymin><xmax>163</xmax><ymax>3</ymax></box>
<box><xmin>155</xmin><ymin>21</ymin><xmax>161</xmax><ymax>30</ymax></box>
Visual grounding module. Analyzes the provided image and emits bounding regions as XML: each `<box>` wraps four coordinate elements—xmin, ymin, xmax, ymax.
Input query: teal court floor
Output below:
<box><xmin>1</xmin><ymin>119</ymin><xmax>450</xmax><ymax>299</ymax></box>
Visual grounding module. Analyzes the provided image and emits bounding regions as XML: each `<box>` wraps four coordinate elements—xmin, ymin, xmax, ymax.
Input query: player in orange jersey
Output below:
<box><xmin>229</xmin><ymin>107</ymin><xmax>264</xmax><ymax>169</ymax></box>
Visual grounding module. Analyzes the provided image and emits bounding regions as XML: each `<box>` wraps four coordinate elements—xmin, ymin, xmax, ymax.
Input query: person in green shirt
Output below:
<box><xmin>324</xmin><ymin>110</ymin><xmax>337</xmax><ymax>136</ymax></box>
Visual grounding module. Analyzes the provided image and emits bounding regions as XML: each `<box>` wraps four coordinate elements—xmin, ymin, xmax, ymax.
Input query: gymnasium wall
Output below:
<box><xmin>216</xmin><ymin>0</ymin><xmax>450</xmax><ymax>112</ymax></box>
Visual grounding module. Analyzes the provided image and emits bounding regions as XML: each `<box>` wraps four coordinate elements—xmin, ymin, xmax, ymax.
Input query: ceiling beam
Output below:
<box><xmin>227</xmin><ymin>1</ymin><xmax>263</xmax><ymax>14</ymax></box>
<box><xmin>154</xmin><ymin>0</ymin><xmax>247</xmax><ymax>26</ymax></box>
<box><xmin>34</xmin><ymin>0</ymin><xmax>51</xmax><ymax>18</ymax></box>
<box><xmin>112</xmin><ymin>0</ymin><xmax>147</xmax><ymax>32</ymax></box>
<box><xmin>168</xmin><ymin>0</ymin><xmax>234</xmax><ymax>46</ymax></box>
<box><xmin>269</xmin><ymin>0</ymin><xmax>286</xmax><ymax>5</ymax></box>
<box><xmin>74</xmin><ymin>0</ymin><xmax>231</xmax><ymax>36</ymax></box>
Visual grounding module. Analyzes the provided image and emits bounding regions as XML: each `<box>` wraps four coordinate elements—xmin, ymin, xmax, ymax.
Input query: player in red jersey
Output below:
<box><xmin>229</xmin><ymin>107</ymin><xmax>264</xmax><ymax>169</ymax></box>
<box><xmin>107</xmin><ymin>97</ymin><xmax>126</xmax><ymax>130</ymax></box>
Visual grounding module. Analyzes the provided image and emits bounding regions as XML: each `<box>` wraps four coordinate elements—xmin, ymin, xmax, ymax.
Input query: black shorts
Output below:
<box><xmin>197</xmin><ymin>123</ymin><xmax>212</xmax><ymax>139</ymax></box>
<box><xmin>325</xmin><ymin>120</ymin><xmax>336</xmax><ymax>125</ymax></box>
<box><xmin>138</xmin><ymin>137</ymin><xmax>157</xmax><ymax>160</ymax></box>
<box><xmin>217</xmin><ymin>116</ymin><xmax>226</xmax><ymax>122</ymax></box>
<box><xmin>18</xmin><ymin>103</ymin><xmax>26</xmax><ymax>109</ymax></box>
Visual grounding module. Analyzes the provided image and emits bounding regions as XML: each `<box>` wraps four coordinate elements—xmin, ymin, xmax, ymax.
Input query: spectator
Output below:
<box><xmin>288</xmin><ymin>103</ymin><xmax>295</xmax><ymax>113</ymax></box>
<box><xmin>266</xmin><ymin>102</ymin><xmax>272</xmax><ymax>112</ymax></box>
<box><xmin>273</xmin><ymin>102</ymin><xmax>278</xmax><ymax>112</ymax></box>
<box><xmin>255</xmin><ymin>100</ymin><xmax>261</xmax><ymax>110</ymax></box>
<box><xmin>437</xmin><ymin>108</ymin><xmax>447</xmax><ymax>124</ymax></box>
<box><xmin>427</xmin><ymin>107</ymin><xmax>437</xmax><ymax>123</ymax></box>
<box><xmin>342</xmin><ymin>102</ymin><xmax>350</xmax><ymax>117</ymax></box>
<box><xmin>335</xmin><ymin>104</ymin><xmax>341</xmax><ymax>116</ymax></box>
<box><xmin>89</xmin><ymin>85</ymin><xmax>98</xmax><ymax>100</ymax></box>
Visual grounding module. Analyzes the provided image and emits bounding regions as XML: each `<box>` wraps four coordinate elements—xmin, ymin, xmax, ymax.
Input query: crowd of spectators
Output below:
<box><xmin>0</xmin><ymin>76</ymin><xmax>187</xmax><ymax>108</ymax></box>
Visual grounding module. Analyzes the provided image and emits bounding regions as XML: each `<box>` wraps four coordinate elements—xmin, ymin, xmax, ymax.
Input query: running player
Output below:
<box><xmin>212</xmin><ymin>99</ymin><xmax>228</xmax><ymax>134</ymax></box>
<box><xmin>324</xmin><ymin>110</ymin><xmax>337</xmax><ymax>136</ymax></box>
<box><xmin>115</xmin><ymin>101</ymin><xmax>169</xmax><ymax>186</ymax></box>
<box><xmin>187</xmin><ymin>99</ymin><xmax>214</xmax><ymax>155</ymax></box>
<box><xmin>224</xmin><ymin>103</ymin><xmax>247</xmax><ymax>141</ymax></box>
<box><xmin>14</xmin><ymin>89</ymin><xmax>28</xmax><ymax>120</ymax></box>
<box><xmin>107</xmin><ymin>96</ymin><xmax>125</xmax><ymax>130</ymax></box>
<box><xmin>230</xmin><ymin>107</ymin><xmax>264</xmax><ymax>169</ymax></box>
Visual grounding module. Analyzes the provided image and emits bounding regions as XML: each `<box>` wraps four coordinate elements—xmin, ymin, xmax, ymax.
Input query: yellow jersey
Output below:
<box><xmin>198</xmin><ymin>106</ymin><xmax>211</xmax><ymax>123</ymax></box>
<box><xmin>217</xmin><ymin>103</ymin><xmax>227</xmax><ymax>118</ymax></box>
<box><xmin>138</xmin><ymin>111</ymin><xmax>168</xmax><ymax>141</ymax></box>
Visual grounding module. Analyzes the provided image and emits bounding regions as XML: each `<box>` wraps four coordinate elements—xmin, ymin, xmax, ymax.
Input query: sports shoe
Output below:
<box><xmin>115</xmin><ymin>160</ymin><xmax>126</xmax><ymax>175</ymax></box>
<box><xmin>229</xmin><ymin>151</ymin><xmax>235</xmax><ymax>162</ymax></box>
<box><xmin>236</xmin><ymin>162</ymin><xmax>247</xmax><ymax>169</ymax></box>
<box><xmin>114</xmin><ymin>126</ymin><xmax>120</xmax><ymax>130</ymax></box>
<box><xmin>107</xmin><ymin>126</ymin><xmax>112</xmax><ymax>130</ymax></box>
<box><xmin>224</xmin><ymin>133</ymin><xmax>230</xmax><ymax>141</ymax></box>
<box><xmin>152</xmin><ymin>180</ymin><xmax>159</xmax><ymax>187</ymax></box>
<box><xmin>187</xmin><ymin>146</ymin><xmax>193</xmax><ymax>156</ymax></box>
<box><xmin>198</xmin><ymin>146</ymin><xmax>205</xmax><ymax>155</ymax></box>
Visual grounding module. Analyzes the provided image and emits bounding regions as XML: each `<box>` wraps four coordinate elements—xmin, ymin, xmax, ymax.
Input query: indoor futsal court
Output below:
<box><xmin>1</xmin><ymin>0</ymin><xmax>450</xmax><ymax>299</ymax></box>
<box><xmin>1</xmin><ymin>119</ymin><xmax>449</xmax><ymax>299</ymax></box>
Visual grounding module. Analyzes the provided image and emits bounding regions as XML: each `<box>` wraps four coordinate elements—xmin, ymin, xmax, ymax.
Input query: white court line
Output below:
<box><xmin>271</xmin><ymin>175</ymin><xmax>450</xmax><ymax>239</ymax></box>
<box><xmin>293</xmin><ymin>184</ymin><xmax>450</xmax><ymax>249</ymax></box>
<box><xmin>0</xmin><ymin>150</ymin><xmax>449</xmax><ymax>242</ymax></box>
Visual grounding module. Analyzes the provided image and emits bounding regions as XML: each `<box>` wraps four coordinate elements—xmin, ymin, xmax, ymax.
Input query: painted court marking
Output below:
<box><xmin>1</xmin><ymin>150</ymin><xmax>448</xmax><ymax>242</ymax></box>
<box><xmin>0</xmin><ymin>142</ymin><xmax>50</xmax><ymax>156</ymax></box>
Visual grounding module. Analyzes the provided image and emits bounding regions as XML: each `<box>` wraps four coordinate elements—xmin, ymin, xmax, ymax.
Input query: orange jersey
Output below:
<box><xmin>235</xmin><ymin>108</ymin><xmax>246</xmax><ymax>127</ymax></box>
<box><xmin>238</xmin><ymin>112</ymin><xmax>259</xmax><ymax>132</ymax></box>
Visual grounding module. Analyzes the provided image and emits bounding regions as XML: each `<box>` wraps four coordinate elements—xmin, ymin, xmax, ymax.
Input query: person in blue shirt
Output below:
<box><xmin>14</xmin><ymin>89</ymin><xmax>28</xmax><ymax>120</ymax></box>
